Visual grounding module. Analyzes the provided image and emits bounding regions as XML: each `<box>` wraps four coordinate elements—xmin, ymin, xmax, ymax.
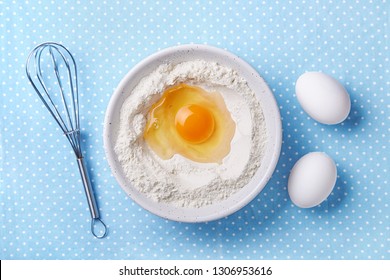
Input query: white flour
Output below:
<box><xmin>115</xmin><ymin>60</ymin><xmax>267</xmax><ymax>208</ymax></box>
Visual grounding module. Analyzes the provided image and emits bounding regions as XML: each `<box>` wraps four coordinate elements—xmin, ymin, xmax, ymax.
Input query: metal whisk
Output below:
<box><xmin>26</xmin><ymin>42</ymin><xmax>107</xmax><ymax>238</ymax></box>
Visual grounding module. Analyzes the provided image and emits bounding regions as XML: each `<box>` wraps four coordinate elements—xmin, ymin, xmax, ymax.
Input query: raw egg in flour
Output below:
<box><xmin>144</xmin><ymin>83</ymin><xmax>236</xmax><ymax>163</ymax></box>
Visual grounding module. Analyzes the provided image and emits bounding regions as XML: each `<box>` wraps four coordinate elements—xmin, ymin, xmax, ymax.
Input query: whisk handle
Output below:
<box><xmin>77</xmin><ymin>157</ymin><xmax>107</xmax><ymax>238</ymax></box>
<box><xmin>77</xmin><ymin>157</ymin><xmax>99</xmax><ymax>218</ymax></box>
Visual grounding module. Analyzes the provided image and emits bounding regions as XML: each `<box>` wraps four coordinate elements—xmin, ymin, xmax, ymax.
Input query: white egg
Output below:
<box><xmin>295</xmin><ymin>72</ymin><xmax>351</xmax><ymax>125</ymax></box>
<box><xmin>288</xmin><ymin>152</ymin><xmax>337</xmax><ymax>208</ymax></box>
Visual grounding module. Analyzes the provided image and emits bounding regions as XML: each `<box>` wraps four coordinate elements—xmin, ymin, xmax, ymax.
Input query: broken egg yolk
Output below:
<box><xmin>143</xmin><ymin>83</ymin><xmax>236</xmax><ymax>163</ymax></box>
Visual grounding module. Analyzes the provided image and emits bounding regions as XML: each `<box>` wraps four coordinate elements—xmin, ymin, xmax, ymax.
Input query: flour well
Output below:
<box><xmin>114</xmin><ymin>60</ymin><xmax>267</xmax><ymax>208</ymax></box>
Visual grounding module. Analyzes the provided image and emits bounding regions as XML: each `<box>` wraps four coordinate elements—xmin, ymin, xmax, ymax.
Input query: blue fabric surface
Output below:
<box><xmin>0</xmin><ymin>0</ymin><xmax>389</xmax><ymax>260</ymax></box>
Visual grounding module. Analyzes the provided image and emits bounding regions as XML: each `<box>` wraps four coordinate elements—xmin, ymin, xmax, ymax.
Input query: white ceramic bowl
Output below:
<box><xmin>103</xmin><ymin>44</ymin><xmax>282</xmax><ymax>223</ymax></box>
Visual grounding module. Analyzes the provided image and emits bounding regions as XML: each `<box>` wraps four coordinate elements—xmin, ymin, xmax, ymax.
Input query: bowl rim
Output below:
<box><xmin>103</xmin><ymin>44</ymin><xmax>282</xmax><ymax>223</ymax></box>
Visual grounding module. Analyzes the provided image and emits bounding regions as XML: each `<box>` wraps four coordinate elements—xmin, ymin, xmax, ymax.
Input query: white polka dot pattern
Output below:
<box><xmin>0</xmin><ymin>0</ymin><xmax>388</xmax><ymax>259</ymax></box>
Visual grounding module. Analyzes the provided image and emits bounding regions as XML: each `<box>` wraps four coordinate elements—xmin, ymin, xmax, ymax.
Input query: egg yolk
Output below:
<box><xmin>175</xmin><ymin>104</ymin><xmax>215</xmax><ymax>144</ymax></box>
<box><xmin>143</xmin><ymin>83</ymin><xmax>236</xmax><ymax>163</ymax></box>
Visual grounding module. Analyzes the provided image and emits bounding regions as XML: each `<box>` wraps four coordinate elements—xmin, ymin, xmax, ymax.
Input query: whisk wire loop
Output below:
<box><xmin>33</xmin><ymin>45</ymin><xmax>70</xmax><ymax>131</ymax></box>
<box><xmin>49</xmin><ymin>46</ymin><xmax>76</xmax><ymax>132</ymax></box>
<box><xmin>27</xmin><ymin>42</ymin><xmax>82</xmax><ymax>156</ymax></box>
<box><xmin>52</xmin><ymin>45</ymin><xmax>80</xmax><ymax>133</ymax></box>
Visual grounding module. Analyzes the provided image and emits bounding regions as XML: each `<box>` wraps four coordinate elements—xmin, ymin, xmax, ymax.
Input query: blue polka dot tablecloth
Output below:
<box><xmin>0</xmin><ymin>0</ymin><xmax>389</xmax><ymax>260</ymax></box>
